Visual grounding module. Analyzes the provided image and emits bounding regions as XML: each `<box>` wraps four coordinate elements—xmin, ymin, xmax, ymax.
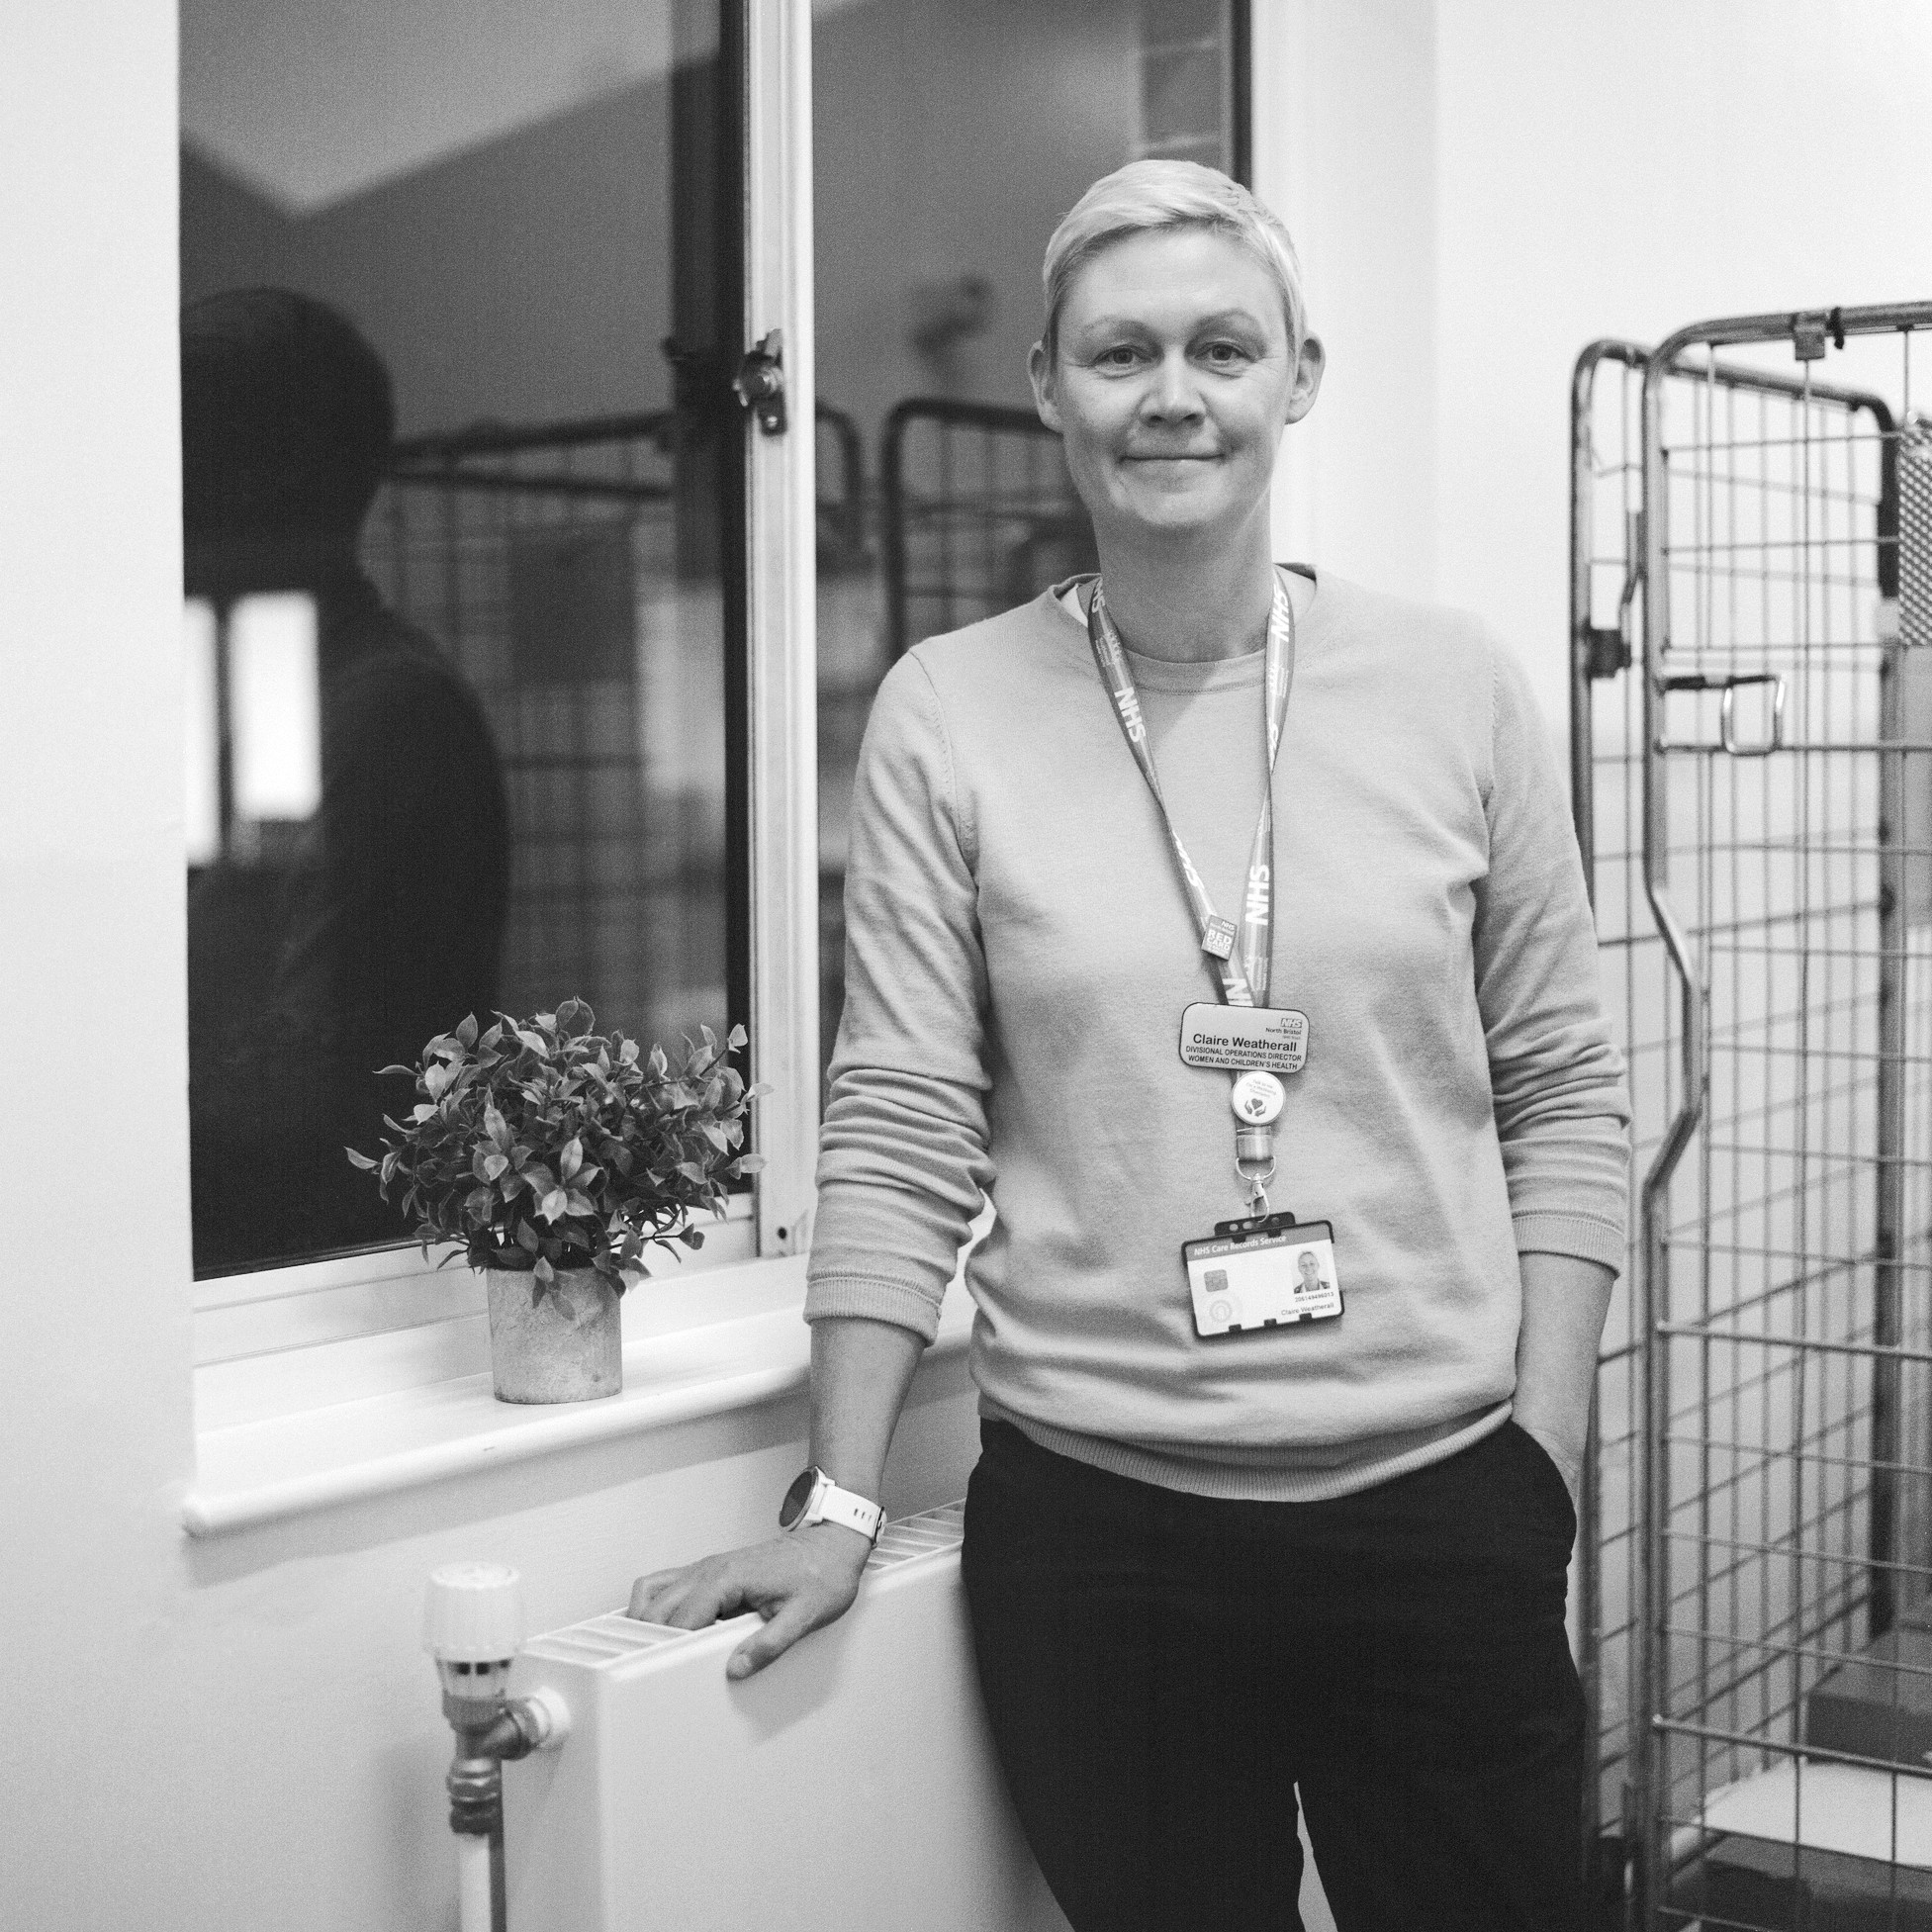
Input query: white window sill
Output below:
<box><xmin>183</xmin><ymin>1255</ymin><xmax>974</xmax><ymax>1537</ymax></box>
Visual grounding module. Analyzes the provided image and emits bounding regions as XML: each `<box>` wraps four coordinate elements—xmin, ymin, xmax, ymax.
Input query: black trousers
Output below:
<box><xmin>962</xmin><ymin>1418</ymin><xmax>1584</xmax><ymax>1932</ymax></box>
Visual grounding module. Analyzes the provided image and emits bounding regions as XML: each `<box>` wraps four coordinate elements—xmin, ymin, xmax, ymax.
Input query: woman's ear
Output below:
<box><xmin>1028</xmin><ymin>339</ymin><xmax>1062</xmax><ymax>433</ymax></box>
<box><xmin>1284</xmin><ymin>334</ymin><xmax>1326</xmax><ymax>425</ymax></box>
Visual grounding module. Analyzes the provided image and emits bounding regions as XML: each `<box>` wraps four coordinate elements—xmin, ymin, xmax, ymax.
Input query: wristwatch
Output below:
<box><xmin>779</xmin><ymin>1465</ymin><xmax>883</xmax><ymax>1545</ymax></box>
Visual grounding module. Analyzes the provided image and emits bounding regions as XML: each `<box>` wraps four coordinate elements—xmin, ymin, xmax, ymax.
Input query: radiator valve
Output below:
<box><xmin>424</xmin><ymin>1563</ymin><xmax>570</xmax><ymax>1837</ymax></box>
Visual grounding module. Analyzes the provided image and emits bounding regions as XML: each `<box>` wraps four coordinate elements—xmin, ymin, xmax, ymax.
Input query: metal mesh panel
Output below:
<box><xmin>1576</xmin><ymin>319</ymin><xmax>1932</xmax><ymax>1930</ymax></box>
<box><xmin>360</xmin><ymin>414</ymin><xmax>720</xmax><ymax>1046</ymax></box>
<box><xmin>1904</xmin><ymin>424</ymin><xmax>1932</xmax><ymax>652</ymax></box>
<box><xmin>1588</xmin><ymin>307</ymin><xmax>1932</xmax><ymax>1932</ymax></box>
<box><xmin>879</xmin><ymin>398</ymin><xmax>1095</xmax><ymax>662</ymax></box>
<box><xmin>359</xmin><ymin>407</ymin><xmax>863</xmax><ymax>1055</ymax></box>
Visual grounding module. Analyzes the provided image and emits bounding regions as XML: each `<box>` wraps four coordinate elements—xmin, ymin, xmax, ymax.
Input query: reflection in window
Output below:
<box><xmin>812</xmin><ymin>0</ymin><xmax>1248</xmax><ymax>1080</ymax></box>
<box><xmin>180</xmin><ymin>0</ymin><xmax>743</xmax><ymax>1277</ymax></box>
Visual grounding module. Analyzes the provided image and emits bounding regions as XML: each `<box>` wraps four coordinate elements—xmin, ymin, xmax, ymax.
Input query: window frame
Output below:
<box><xmin>187</xmin><ymin>0</ymin><xmax>821</xmax><ymax>1412</ymax></box>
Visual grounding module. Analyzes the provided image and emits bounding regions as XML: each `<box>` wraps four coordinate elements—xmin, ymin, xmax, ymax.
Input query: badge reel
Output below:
<box><xmin>1181</xmin><ymin>1068</ymin><xmax>1344</xmax><ymax>1339</ymax></box>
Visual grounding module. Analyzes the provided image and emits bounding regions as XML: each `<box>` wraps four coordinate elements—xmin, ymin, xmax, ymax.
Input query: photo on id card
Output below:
<box><xmin>1183</xmin><ymin>1220</ymin><xmax>1342</xmax><ymax>1337</ymax></box>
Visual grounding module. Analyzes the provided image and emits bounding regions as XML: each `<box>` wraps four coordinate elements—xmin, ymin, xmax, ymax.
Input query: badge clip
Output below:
<box><xmin>1213</xmin><ymin>1209</ymin><xmax>1302</xmax><ymax>1242</ymax></box>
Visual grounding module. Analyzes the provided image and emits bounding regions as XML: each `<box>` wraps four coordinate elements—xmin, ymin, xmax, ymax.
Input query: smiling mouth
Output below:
<box><xmin>1125</xmin><ymin>452</ymin><xmax>1221</xmax><ymax>464</ymax></box>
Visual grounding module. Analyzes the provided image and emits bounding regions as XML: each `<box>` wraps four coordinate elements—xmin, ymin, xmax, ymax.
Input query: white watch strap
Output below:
<box><xmin>812</xmin><ymin>1480</ymin><xmax>883</xmax><ymax>1544</ymax></box>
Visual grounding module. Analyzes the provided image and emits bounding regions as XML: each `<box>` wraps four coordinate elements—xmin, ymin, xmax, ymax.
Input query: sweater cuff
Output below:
<box><xmin>1513</xmin><ymin>1211</ymin><xmax>1627</xmax><ymax>1277</ymax></box>
<box><xmin>802</xmin><ymin>1273</ymin><xmax>944</xmax><ymax>1345</ymax></box>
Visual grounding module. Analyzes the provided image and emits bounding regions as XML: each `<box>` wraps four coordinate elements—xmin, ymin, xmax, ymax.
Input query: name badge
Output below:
<box><xmin>1182</xmin><ymin>1215</ymin><xmax>1343</xmax><ymax>1337</ymax></box>
<box><xmin>1178</xmin><ymin>1002</ymin><xmax>1309</xmax><ymax>1074</ymax></box>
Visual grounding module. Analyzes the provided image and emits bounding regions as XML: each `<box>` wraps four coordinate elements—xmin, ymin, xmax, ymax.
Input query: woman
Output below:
<box><xmin>630</xmin><ymin>160</ymin><xmax>1627</xmax><ymax>1931</ymax></box>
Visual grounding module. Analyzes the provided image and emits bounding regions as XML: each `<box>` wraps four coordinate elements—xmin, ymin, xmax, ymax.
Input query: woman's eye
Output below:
<box><xmin>1200</xmin><ymin>340</ymin><xmax>1249</xmax><ymax>368</ymax></box>
<box><xmin>1095</xmin><ymin>344</ymin><xmax>1144</xmax><ymax>369</ymax></box>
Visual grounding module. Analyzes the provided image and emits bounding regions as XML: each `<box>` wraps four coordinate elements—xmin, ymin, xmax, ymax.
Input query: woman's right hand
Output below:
<box><xmin>626</xmin><ymin>1523</ymin><xmax>874</xmax><ymax>1680</ymax></box>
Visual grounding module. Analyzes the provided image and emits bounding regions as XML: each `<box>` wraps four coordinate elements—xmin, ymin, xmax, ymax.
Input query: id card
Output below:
<box><xmin>1178</xmin><ymin>1002</ymin><xmax>1309</xmax><ymax>1074</ymax></box>
<box><xmin>1182</xmin><ymin>1216</ymin><xmax>1342</xmax><ymax>1337</ymax></box>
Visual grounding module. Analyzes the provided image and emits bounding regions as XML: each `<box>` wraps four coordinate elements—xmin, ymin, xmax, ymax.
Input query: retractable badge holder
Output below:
<box><xmin>1231</xmin><ymin>1067</ymin><xmax>1285</xmax><ymax>1217</ymax></box>
<box><xmin>1187</xmin><ymin>1072</ymin><xmax>1343</xmax><ymax>1338</ymax></box>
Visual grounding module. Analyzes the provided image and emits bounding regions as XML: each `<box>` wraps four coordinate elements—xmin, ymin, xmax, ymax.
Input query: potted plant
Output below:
<box><xmin>347</xmin><ymin>999</ymin><xmax>760</xmax><ymax>1404</ymax></box>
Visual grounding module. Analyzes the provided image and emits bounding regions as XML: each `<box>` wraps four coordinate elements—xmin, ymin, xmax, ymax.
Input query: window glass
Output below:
<box><xmin>811</xmin><ymin>0</ymin><xmax>1247</xmax><ymax>1077</ymax></box>
<box><xmin>180</xmin><ymin>0</ymin><xmax>745</xmax><ymax>1277</ymax></box>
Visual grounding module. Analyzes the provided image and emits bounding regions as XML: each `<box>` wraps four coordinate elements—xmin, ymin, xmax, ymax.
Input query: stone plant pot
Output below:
<box><xmin>485</xmin><ymin>1266</ymin><xmax>622</xmax><ymax>1404</ymax></box>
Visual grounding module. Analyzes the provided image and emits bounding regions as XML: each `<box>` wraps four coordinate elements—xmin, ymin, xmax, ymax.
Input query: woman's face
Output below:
<box><xmin>1030</xmin><ymin>227</ymin><xmax>1323</xmax><ymax>549</ymax></box>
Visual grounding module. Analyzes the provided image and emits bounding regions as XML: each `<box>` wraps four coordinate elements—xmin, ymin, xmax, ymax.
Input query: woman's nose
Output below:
<box><xmin>1140</xmin><ymin>350</ymin><xmax>1204</xmax><ymax>421</ymax></box>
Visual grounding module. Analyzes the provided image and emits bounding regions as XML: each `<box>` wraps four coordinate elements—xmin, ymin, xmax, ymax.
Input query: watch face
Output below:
<box><xmin>779</xmin><ymin>1465</ymin><xmax>820</xmax><ymax>1529</ymax></box>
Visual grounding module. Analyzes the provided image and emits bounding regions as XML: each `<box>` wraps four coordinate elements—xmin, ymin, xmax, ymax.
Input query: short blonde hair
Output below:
<box><xmin>1039</xmin><ymin>159</ymin><xmax>1309</xmax><ymax>365</ymax></box>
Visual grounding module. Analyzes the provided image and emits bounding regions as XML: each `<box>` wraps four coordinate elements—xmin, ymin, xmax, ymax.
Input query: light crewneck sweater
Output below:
<box><xmin>806</xmin><ymin>571</ymin><xmax>1629</xmax><ymax>1502</ymax></box>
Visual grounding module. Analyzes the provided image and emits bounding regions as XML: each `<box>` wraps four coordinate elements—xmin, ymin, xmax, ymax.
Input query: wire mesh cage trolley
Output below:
<box><xmin>1577</xmin><ymin>302</ymin><xmax>1932</xmax><ymax>1929</ymax></box>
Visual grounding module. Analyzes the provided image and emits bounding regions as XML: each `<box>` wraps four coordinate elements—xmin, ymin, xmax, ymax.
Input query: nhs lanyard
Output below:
<box><xmin>1084</xmin><ymin>573</ymin><xmax>1297</xmax><ymax>1010</ymax></box>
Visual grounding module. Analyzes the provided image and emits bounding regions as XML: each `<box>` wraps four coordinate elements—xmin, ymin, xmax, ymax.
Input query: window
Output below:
<box><xmin>179</xmin><ymin>0</ymin><xmax>752</xmax><ymax>1282</ymax></box>
<box><xmin>811</xmin><ymin>0</ymin><xmax>1248</xmax><ymax>1074</ymax></box>
<box><xmin>178</xmin><ymin>0</ymin><xmax>1245</xmax><ymax>1399</ymax></box>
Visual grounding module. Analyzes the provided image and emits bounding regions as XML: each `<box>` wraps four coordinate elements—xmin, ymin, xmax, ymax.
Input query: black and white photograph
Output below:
<box><xmin>5</xmin><ymin>4</ymin><xmax>1932</xmax><ymax>1929</ymax></box>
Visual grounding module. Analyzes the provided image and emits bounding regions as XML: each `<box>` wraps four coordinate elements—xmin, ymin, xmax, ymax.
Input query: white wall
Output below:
<box><xmin>0</xmin><ymin>3</ymin><xmax>201</xmax><ymax>1920</ymax></box>
<box><xmin>1254</xmin><ymin>0</ymin><xmax>1440</xmax><ymax>604</ymax></box>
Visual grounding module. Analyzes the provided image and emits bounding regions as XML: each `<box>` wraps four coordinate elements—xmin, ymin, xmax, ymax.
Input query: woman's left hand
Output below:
<box><xmin>1513</xmin><ymin>1252</ymin><xmax>1615</xmax><ymax>1517</ymax></box>
<box><xmin>1512</xmin><ymin>1417</ymin><xmax>1582</xmax><ymax>1515</ymax></box>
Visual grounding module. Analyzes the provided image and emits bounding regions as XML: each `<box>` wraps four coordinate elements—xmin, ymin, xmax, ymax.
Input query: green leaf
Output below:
<box><xmin>516</xmin><ymin>1028</ymin><xmax>549</xmax><ymax>1056</ymax></box>
<box><xmin>456</xmin><ymin>1013</ymin><xmax>479</xmax><ymax>1049</ymax></box>
<box><xmin>559</xmin><ymin>1136</ymin><xmax>583</xmax><ymax>1181</ymax></box>
<box><xmin>483</xmin><ymin>1151</ymin><xmax>509</xmax><ymax>1181</ymax></box>
<box><xmin>344</xmin><ymin>1147</ymin><xmax>378</xmax><ymax>1171</ymax></box>
<box><xmin>538</xmin><ymin>1187</ymin><xmax>569</xmax><ymax>1224</ymax></box>
<box><xmin>556</xmin><ymin>996</ymin><xmax>595</xmax><ymax>1038</ymax></box>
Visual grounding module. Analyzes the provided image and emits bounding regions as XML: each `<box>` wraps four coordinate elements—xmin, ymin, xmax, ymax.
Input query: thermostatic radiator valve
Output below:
<box><xmin>424</xmin><ymin>1564</ymin><xmax>570</xmax><ymax>1932</ymax></box>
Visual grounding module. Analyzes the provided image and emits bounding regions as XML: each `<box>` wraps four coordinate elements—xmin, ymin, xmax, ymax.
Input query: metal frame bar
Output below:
<box><xmin>744</xmin><ymin>0</ymin><xmax>820</xmax><ymax>1257</ymax></box>
<box><xmin>1572</xmin><ymin>336</ymin><xmax>1649</xmax><ymax>1918</ymax></box>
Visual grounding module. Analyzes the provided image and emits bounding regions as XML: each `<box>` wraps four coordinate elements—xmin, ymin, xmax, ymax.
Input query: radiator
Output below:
<box><xmin>503</xmin><ymin>1501</ymin><xmax>1073</xmax><ymax>1931</ymax></box>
